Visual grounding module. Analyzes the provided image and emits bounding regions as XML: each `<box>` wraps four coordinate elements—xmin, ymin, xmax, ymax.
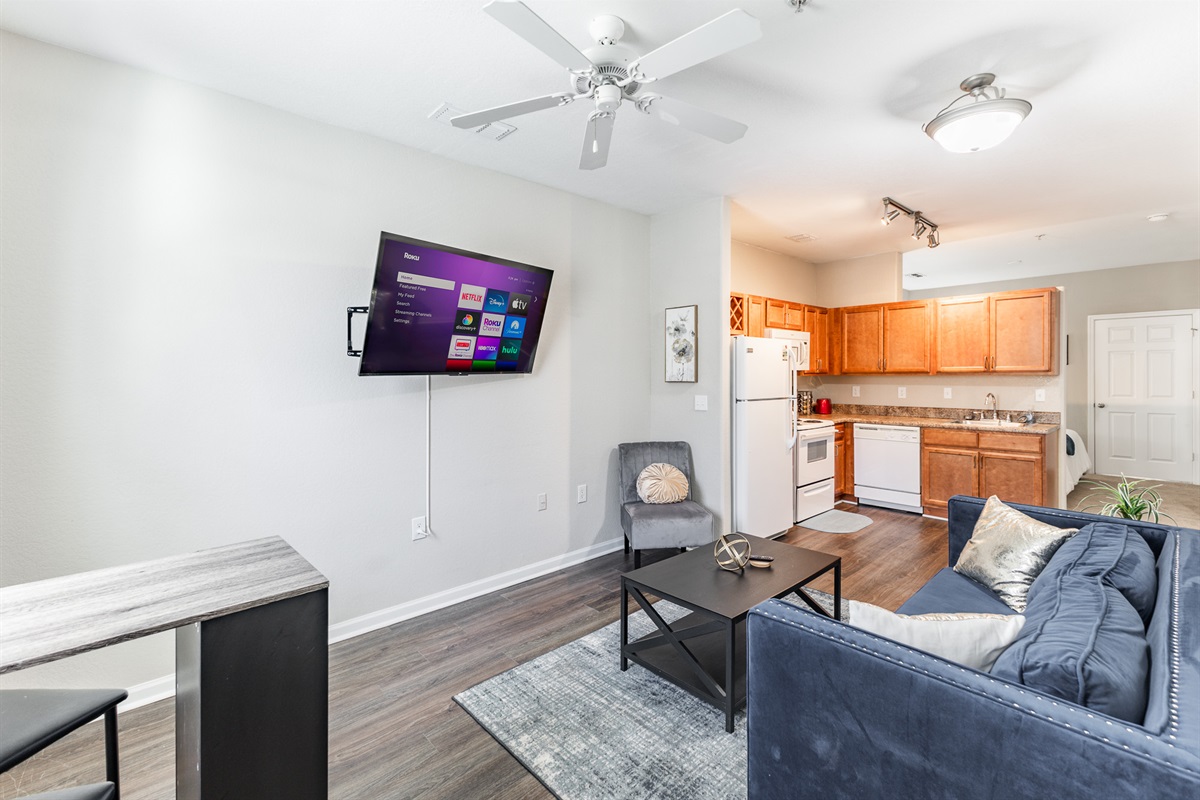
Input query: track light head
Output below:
<box><xmin>927</xmin><ymin>228</ymin><xmax>940</xmax><ymax>248</ymax></box>
<box><xmin>912</xmin><ymin>221</ymin><xmax>927</xmax><ymax>240</ymax></box>
<box><xmin>881</xmin><ymin>209</ymin><xmax>901</xmax><ymax>226</ymax></box>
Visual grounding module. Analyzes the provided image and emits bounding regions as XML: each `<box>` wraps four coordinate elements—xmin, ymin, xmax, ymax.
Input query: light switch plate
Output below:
<box><xmin>1035</xmin><ymin>388</ymin><xmax>1046</xmax><ymax>402</ymax></box>
<box><xmin>694</xmin><ymin>395</ymin><xmax>708</xmax><ymax>411</ymax></box>
<box><xmin>944</xmin><ymin>387</ymin><xmax>953</xmax><ymax>399</ymax></box>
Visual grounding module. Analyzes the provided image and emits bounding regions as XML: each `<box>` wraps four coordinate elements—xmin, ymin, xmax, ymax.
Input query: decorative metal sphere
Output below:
<box><xmin>714</xmin><ymin>533</ymin><xmax>751</xmax><ymax>572</ymax></box>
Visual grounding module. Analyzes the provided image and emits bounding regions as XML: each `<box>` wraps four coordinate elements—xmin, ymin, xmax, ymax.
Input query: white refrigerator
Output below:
<box><xmin>733</xmin><ymin>336</ymin><xmax>797</xmax><ymax>537</ymax></box>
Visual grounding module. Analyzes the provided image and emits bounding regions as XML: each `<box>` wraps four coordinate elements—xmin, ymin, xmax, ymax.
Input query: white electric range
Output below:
<box><xmin>794</xmin><ymin>417</ymin><xmax>836</xmax><ymax>522</ymax></box>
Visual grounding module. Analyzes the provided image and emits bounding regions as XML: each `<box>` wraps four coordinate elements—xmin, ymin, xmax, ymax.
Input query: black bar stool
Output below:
<box><xmin>0</xmin><ymin>689</ymin><xmax>127</xmax><ymax>799</ymax></box>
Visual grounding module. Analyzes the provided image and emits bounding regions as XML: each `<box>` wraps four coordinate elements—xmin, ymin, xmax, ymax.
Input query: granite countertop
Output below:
<box><xmin>813</xmin><ymin>410</ymin><xmax>1059</xmax><ymax>436</ymax></box>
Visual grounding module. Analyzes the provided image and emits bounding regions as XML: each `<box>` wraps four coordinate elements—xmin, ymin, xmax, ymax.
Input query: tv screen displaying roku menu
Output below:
<box><xmin>358</xmin><ymin>232</ymin><xmax>554</xmax><ymax>376</ymax></box>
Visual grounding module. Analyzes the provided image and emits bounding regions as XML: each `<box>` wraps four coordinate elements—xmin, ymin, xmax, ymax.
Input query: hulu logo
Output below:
<box><xmin>499</xmin><ymin>339</ymin><xmax>521</xmax><ymax>360</ymax></box>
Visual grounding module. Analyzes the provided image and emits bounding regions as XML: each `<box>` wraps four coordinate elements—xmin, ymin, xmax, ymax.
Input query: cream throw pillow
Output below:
<box><xmin>849</xmin><ymin>600</ymin><xmax>1026</xmax><ymax>672</ymax></box>
<box><xmin>954</xmin><ymin>496</ymin><xmax>1078</xmax><ymax>612</ymax></box>
<box><xmin>636</xmin><ymin>463</ymin><xmax>689</xmax><ymax>504</ymax></box>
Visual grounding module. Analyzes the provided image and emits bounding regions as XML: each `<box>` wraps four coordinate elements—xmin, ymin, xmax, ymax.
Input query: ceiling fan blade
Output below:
<box><xmin>631</xmin><ymin>9</ymin><xmax>761</xmax><ymax>81</ymax></box>
<box><xmin>579</xmin><ymin>112</ymin><xmax>615</xmax><ymax>170</ymax></box>
<box><xmin>484</xmin><ymin>0</ymin><xmax>594</xmax><ymax>73</ymax></box>
<box><xmin>451</xmin><ymin>93</ymin><xmax>572</xmax><ymax>128</ymax></box>
<box><xmin>638</xmin><ymin>95</ymin><xmax>748</xmax><ymax>143</ymax></box>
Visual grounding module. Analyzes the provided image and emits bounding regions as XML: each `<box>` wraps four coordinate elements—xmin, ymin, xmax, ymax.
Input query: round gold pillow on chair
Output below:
<box><xmin>637</xmin><ymin>463</ymin><xmax>689</xmax><ymax>504</ymax></box>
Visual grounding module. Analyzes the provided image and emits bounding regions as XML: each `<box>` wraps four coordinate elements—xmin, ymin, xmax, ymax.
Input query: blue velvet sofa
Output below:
<box><xmin>746</xmin><ymin>495</ymin><xmax>1200</xmax><ymax>799</ymax></box>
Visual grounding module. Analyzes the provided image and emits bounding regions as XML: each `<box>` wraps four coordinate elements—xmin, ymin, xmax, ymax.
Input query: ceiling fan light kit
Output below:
<box><xmin>924</xmin><ymin>73</ymin><xmax>1032</xmax><ymax>153</ymax></box>
<box><xmin>450</xmin><ymin>0</ymin><xmax>762</xmax><ymax>169</ymax></box>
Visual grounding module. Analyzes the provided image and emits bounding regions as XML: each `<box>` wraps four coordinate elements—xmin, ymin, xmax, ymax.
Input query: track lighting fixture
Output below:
<box><xmin>880</xmin><ymin>197</ymin><xmax>941</xmax><ymax>249</ymax></box>
<box><xmin>924</xmin><ymin>73</ymin><xmax>1032</xmax><ymax>153</ymax></box>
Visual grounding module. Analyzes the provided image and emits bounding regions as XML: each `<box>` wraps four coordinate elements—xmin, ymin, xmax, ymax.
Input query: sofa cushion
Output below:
<box><xmin>897</xmin><ymin>568</ymin><xmax>1014</xmax><ymax>616</ymax></box>
<box><xmin>1034</xmin><ymin>521</ymin><xmax>1157</xmax><ymax>625</ymax></box>
<box><xmin>849</xmin><ymin>600</ymin><xmax>1025</xmax><ymax>671</ymax></box>
<box><xmin>953</xmin><ymin>496</ymin><xmax>1078</xmax><ymax>612</ymax></box>
<box><xmin>992</xmin><ymin>574</ymin><xmax>1149</xmax><ymax>723</ymax></box>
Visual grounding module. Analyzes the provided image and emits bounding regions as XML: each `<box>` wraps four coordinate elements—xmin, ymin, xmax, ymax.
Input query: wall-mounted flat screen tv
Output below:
<box><xmin>359</xmin><ymin>232</ymin><xmax>554</xmax><ymax>376</ymax></box>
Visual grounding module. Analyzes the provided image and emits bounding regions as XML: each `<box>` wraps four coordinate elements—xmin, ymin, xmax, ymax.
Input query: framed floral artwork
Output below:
<box><xmin>665</xmin><ymin>305</ymin><xmax>697</xmax><ymax>383</ymax></box>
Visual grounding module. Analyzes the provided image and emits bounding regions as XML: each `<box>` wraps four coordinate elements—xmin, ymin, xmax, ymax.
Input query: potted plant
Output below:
<box><xmin>1076</xmin><ymin>475</ymin><xmax>1175</xmax><ymax>523</ymax></box>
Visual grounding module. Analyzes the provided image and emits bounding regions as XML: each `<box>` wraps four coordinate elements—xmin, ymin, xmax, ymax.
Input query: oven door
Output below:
<box><xmin>794</xmin><ymin>427</ymin><xmax>836</xmax><ymax>486</ymax></box>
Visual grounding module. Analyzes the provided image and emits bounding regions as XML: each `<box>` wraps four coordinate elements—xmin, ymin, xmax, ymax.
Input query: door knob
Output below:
<box><xmin>1097</xmin><ymin>403</ymin><xmax>1106</xmax><ymax>408</ymax></box>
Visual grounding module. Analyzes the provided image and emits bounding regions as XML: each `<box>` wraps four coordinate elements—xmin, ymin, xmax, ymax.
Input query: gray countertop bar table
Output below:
<box><xmin>0</xmin><ymin>536</ymin><xmax>330</xmax><ymax>800</ymax></box>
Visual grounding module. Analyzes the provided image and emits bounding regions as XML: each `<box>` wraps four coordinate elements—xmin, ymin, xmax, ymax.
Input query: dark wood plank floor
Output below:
<box><xmin>0</xmin><ymin>503</ymin><xmax>945</xmax><ymax>800</ymax></box>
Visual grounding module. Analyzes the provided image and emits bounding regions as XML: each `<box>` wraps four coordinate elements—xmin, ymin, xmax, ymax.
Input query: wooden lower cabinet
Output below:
<box><xmin>921</xmin><ymin>428</ymin><xmax>1052</xmax><ymax>516</ymax></box>
<box><xmin>834</xmin><ymin>423</ymin><xmax>855</xmax><ymax>499</ymax></box>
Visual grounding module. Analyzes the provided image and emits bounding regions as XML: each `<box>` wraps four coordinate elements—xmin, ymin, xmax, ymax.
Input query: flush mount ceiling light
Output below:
<box><xmin>924</xmin><ymin>73</ymin><xmax>1032</xmax><ymax>153</ymax></box>
<box><xmin>881</xmin><ymin>197</ymin><xmax>940</xmax><ymax>249</ymax></box>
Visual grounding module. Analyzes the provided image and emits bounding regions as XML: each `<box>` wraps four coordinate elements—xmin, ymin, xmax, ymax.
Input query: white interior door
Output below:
<box><xmin>1091</xmin><ymin>311</ymin><xmax>1198</xmax><ymax>482</ymax></box>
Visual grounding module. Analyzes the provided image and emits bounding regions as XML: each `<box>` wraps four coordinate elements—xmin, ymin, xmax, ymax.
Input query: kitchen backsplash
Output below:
<box><xmin>828</xmin><ymin>404</ymin><xmax>1061</xmax><ymax>425</ymax></box>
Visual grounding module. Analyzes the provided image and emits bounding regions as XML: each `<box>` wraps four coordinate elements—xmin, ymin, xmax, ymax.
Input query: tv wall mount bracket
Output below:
<box><xmin>346</xmin><ymin>306</ymin><xmax>367</xmax><ymax>357</ymax></box>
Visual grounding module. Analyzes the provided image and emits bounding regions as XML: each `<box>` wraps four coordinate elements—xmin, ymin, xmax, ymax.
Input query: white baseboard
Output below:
<box><xmin>118</xmin><ymin>536</ymin><xmax>625</xmax><ymax>712</ymax></box>
<box><xmin>123</xmin><ymin>674</ymin><xmax>176</xmax><ymax>711</ymax></box>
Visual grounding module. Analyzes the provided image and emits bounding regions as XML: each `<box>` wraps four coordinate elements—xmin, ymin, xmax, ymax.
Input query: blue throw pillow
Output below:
<box><xmin>992</xmin><ymin>575</ymin><xmax>1149</xmax><ymax>723</ymax></box>
<box><xmin>1031</xmin><ymin>522</ymin><xmax>1157</xmax><ymax>625</ymax></box>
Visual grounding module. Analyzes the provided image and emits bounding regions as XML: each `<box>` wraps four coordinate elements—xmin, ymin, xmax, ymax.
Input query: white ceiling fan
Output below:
<box><xmin>452</xmin><ymin>0</ymin><xmax>763</xmax><ymax>169</ymax></box>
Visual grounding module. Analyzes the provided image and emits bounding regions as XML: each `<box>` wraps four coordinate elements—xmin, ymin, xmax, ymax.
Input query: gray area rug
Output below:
<box><xmin>454</xmin><ymin>591</ymin><xmax>848</xmax><ymax>800</ymax></box>
<box><xmin>797</xmin><ymin>508</ymin><xmax>872</xmax><ymax>533</ymax></box>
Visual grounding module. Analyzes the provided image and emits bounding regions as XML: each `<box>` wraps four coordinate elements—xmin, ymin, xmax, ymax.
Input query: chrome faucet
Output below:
<box><xmin>984</xmin><ymin>393</ymin><xmax>998</xmax><ymax>420</ymax></box>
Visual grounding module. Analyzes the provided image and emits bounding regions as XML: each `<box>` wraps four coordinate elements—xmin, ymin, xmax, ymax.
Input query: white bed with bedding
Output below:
<box><xmin>1064</xmin><ymin>428</ymin><xmax>1093</xmax><ymax>492</ymax></box>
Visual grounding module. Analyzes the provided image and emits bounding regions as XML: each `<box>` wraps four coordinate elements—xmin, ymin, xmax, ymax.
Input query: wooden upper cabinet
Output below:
<box><xmin>882</xmin><ymin>301</ymin><xmax>932</xmax><ymax>373</ymax></box>
<box><xmin>839</xmin><ymin>302</ymin><xmax>931</xmax><ymax>374</ymax></box>
<box><xmin>991</xmin><ymin>288</ymin><xmax>1056</xmax><ymax>372</ymax></box>
<box><xmin>840</xmin><ymin>305</ymin><xmax>884</xmax><ymax>373</ymax></box>
<box><xmin>730</xmin><ymin>294</ymin><xmax>769</xmax><ymax>337</ymax></box>
<box><xmin>746</xmin><ymin>295</ymin><xmax>766</xmax><ymax>338</ymax></box>
<box><xmin>935</xmin><ymin>295</ymin><xmax>990</xmax><ymax>372</ymax></box>
<box><xmin>729</xmin><ymin>294</ymin><xmax>747</xmax><ymax>336</ymax></box>
<box><xmin>766</xmin><ymin>298</ymin><xmax>787</xmax><ymax>329</ymax></box>
<box><xmin>785</xmin><ymin>303</ymin><xmax>806</xmax><ymax>331</ymax></box>
<box><xmin>934</xmin><ymin>288</ymin><xmax>1057</xmax><ymax>374</ymax></box>
<box><xmin>804</xmin><ymin>305</ymin><xmax>830</xmax><ymax>374</ymax></box>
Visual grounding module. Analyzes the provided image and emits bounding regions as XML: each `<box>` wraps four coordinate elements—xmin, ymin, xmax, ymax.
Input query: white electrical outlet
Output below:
<box><xmin>537</xmin><ymin>492</ymin><xmax>548</xmax><ymax>512</ymax></box>
<box><xmin>898</xmin><ymin>387</ymin><xmax>907</xmax><ymax>399</ymax></box>
<box><xmin>944</xmin><ymin>387</ymin><xmax>953</xmax><ymax>399</ymax></box>
<box><xmin>576</xmin><ymin>484</ymin><xmax>587</xmax><ymax>503</ymax></box>
<box><xmin>411</xmin><ymin>516</ymin><xmax>428</xmax><ymax>541</ymax></box>
<box><xmin>1035</xmin><ymin>388</ymin><xmax>1046</xmax><ymax>402</ymax></box>
<box><xmin>852</xmin><ymin>385</ymin><xmax>861</xmax><ymax>397</ymax></box>
<box><xmin>694</xmin><ymin>395</ymin><xmax>708</xmax><ymax>411</ymax></box>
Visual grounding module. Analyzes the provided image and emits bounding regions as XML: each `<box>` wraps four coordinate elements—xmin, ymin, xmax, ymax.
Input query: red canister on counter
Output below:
<box><xmin>814</xmin><ymin>398</ymin><xmax>832</xmax><ymax>414</ymax></box>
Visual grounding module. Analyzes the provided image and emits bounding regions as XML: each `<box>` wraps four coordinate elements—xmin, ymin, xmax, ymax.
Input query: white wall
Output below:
<box><xmin>0</xmin><ymin>33</ymin><xmax>651</xmax><ymax>694</ymax></box>
<box><xmin>730</xmin><ymin>240</ymin><xmax>817</xmax><ymax>301</ymax></box>
<box><xmin>814</xmin><ymin>252</ymin><xmax>903</xmax><ymax>307</ymax></box>
<box><xmin>648</xmin><ymin>198</ymin><xmax>732</xmax><ymax>534</ymax></box>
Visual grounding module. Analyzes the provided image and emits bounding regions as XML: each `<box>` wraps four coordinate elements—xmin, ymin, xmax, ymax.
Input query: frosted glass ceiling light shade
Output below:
<box><xmin>925</xmin><ymin>73</ymin><xmax>1032</xmax><ymax>153</ymax></box>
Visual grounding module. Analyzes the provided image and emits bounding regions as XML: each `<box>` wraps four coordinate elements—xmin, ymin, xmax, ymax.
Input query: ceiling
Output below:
<box><xmin>2</xmin><ymin>0</ymin><xmax>1197</xmax><ymax>290</ymax></box>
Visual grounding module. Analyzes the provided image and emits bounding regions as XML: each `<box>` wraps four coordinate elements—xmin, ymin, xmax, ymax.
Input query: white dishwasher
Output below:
<box><xmin>853</xmin><ymin>424</ymin><xmax>923</xmax><ymax>514</ymax></box>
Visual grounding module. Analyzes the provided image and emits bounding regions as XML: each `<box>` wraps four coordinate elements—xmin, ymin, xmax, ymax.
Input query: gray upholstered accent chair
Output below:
<box><xmin>617</xmin><ymin>442</ymin><xmax>715</xmax><ymax>568</ymax></box>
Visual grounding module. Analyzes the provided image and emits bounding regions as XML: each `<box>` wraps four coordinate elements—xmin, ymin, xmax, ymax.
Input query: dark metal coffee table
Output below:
<box><xmin>620</xmin><ymin>535</ymin><xmax>840</xmax><ymax>733</ymax></box>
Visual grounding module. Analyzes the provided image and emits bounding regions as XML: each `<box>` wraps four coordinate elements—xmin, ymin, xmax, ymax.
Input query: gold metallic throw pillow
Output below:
<box><xmin>636</xmin><ymin>463</ymin><xmax>689</xmax><ymax>504</ymax></box>
<box><xmin>954</xmin><ymin>496</ymin><xmax>1078</xmax><ymax>612</ymax></box>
